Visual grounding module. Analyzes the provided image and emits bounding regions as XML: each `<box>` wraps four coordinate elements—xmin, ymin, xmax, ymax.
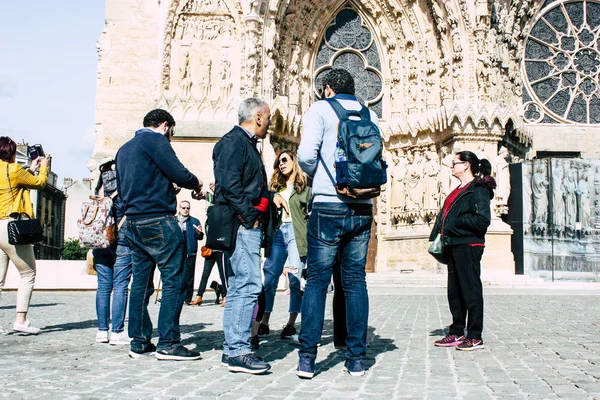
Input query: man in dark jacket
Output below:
<box><xmin>116</xmin><ymin>109</ymin><xmax>203</xmax><ymax>361</ymax></box>
<box><xmin>213</xmin><ymin>98</ymin><xmax>272</xmax><ymax>374</ymax></box>
<box><xmin>176</xmin><ymin>200</ymin><xmax>203</xmax><ymax>304</ymax></box>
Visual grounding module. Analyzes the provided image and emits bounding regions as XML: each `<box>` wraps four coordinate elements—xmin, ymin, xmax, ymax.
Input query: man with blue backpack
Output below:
<box><xmin>296</xmin><ymin>68</ymin><xmax>386</xmax><ymax>379</ymax></box>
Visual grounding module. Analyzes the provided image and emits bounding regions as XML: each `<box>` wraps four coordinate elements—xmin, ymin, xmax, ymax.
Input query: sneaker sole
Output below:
<box><xmin>221</xmin><ymin>361</ymin><xmax>229</xmax><ymax>367</ymax></box>
<box><xmin>456</xmin><ymin>344</ymin><xmax>485</xmax><ymax>351</ymax></box>
<box><xmin>109</xmin><ymin>340</ymin><xmax>131</xmax><ymax>345</ymax></box>
<box><xmin>155</xmin><ymin>353</ymin><xmax>202</xmax><ymax>361</ymax></box>
<box><xmin>13</xmin><ymin>329</ymin><xmax>40</xmax><ymax>335</ymax></box>
<box><xmin>228</xmin><ymin>365</ymin><xmax>270</xmax><ymax>374</ymax></box>
<box><xmin>128</xmin><ymin>351</ymin><xmax>155</xmax><ymax>359</ymax></box>
<box><xmin>343</xmin><ymin>367</ymin><xmax>365</xmax><ymax>377</ymax></box>
<box><xmin>434</xmin><ymin>341</ymin><xmax>463</xmax><ymax>347</ymax></box>
<box><xmin>296</xmin><ymin>370</ymin><xmax>314</xmax><ymax>379</ymax></box>
<box><xmin>96</xmin><ymin>339</ymin><xmax>109</xmax><ymax>343</ymax></box>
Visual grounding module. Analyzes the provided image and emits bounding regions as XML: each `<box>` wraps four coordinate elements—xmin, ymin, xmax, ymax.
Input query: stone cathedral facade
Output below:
<box><xmin>93</xmin><ymin>0</ymin><xmax>600</xmax><ymax>274</ymax></box>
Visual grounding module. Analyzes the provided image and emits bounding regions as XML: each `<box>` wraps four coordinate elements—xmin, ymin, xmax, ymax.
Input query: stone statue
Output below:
<box><xmin>248</xmin><ymin>0</ymin><xmax>260</xmax><ymax>17</ymax></box>
<box><xmin>552</xmin><ymin>164</ymin><xmax>565</xmax><ymax>235</ymax></box>
<box><xmin>406</xmin><ymin>150</ymin><xmax>424</xmax><ymax>212</ymax></box>
<box><xmin>523</xmin><ymin>163</ymin><xmax>533</xmax><ymax>234</ymax></box>
<box><xmin>179</xmin><ymin>51</ymin><xmax>193</xmax><ymax>98</ymax></box>
<box><xmin>564</xmin><ymin>170</ymin><xmax>577</xmax><ymax>235</ymax></box>
<box><xmin>496</xmin><ymin>146</ymin><xmax>510</xmax><ymax>208</ymax></box>
<box><xmin>219</xmin><ymin>58</ymin><xmax>232</xmax><ymax>101</ymax></box>
<box><xmin>432</xmin><ymin>0</ymin><xmax>447</xmax><ymax>33</ymax></box>
<box><xmin>532</xmin><ymin>164</ymin><xmax>548</xmax><ymax>226</ymax></box>
<box><xmin>577</xmin><ymin>172</ymin><xmax>591</xmax><ymax>230</ymax></box>
<box><xmin>390</xmin><ymin>150</ymin><xmax>408</xmax><ymax>211</ymax></box>
<box><xmin>423</xmin><ymin>150</ymin><xmax>440</xmax><ymax>211</ymax></box>
<box><xmin>439</xmin><ymin>146</ymin><xmax>456</xmax><ymax>197</ymax></box>
<box><xmin>198</xmin><ymin>59</ymin><xmax>212</xmax><ymax>98</ymax></box>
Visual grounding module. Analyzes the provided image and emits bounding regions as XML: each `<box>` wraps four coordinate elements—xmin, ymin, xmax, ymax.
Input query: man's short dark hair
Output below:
<box><xmin>143</xmin><ymin>109</ymin><xmax>176</xmax><ymax>128</ymax></box>
<box><xmin>324</xmin><ymin>68</ymin><xmax>355</xmax><ymax>96</ymax></box>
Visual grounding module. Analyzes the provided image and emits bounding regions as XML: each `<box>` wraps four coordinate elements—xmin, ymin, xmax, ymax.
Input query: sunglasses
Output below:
<box><xmin>279</xmin><ymin>156</ymin><xmax>291</xmax><ymax>164</ymax></box>
<box><xmin>452</xmin><ymin>161</ymin><xmax>467</xmax><ymax>166</ymax></box>
<box><xmin>180</xmin><ymin>206</ymin><xmax>190</xmax><ymax>210</ymax></box>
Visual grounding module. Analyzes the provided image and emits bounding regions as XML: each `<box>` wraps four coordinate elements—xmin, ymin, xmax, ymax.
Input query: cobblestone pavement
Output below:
<box><xmin>1</xmin><ymin>288</ymin><xmax>600</xmax><ymax>399</ymax></box>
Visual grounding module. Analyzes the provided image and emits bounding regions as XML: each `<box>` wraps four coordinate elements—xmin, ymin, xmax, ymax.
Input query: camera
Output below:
<box><xmin>27</xmin><ymin>144</ymin><xmax>45</xmax><ymax>160</ymax></box>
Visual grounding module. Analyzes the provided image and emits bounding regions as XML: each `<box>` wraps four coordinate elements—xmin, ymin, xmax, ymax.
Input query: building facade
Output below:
<box><xmin>93</xmin><ymin>0</ymin><xmax>600</xmax><ymax>274</ymax></box>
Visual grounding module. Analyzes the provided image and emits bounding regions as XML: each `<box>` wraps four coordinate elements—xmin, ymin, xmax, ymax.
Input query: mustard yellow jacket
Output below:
<box><xmin>0</xmin><ymin>160</ymin><xmax>49</xmax><ymax>219</ymax></box>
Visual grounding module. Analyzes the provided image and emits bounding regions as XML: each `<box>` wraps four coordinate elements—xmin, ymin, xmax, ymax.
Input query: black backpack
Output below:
<box><xmin>320</xmin><ymin>98</ymin><xmax>387</xmax><ymax>199</ymax></box>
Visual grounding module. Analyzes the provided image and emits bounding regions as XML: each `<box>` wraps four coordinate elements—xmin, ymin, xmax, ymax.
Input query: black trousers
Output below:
<box><xmin>183</xmin><ymin>255</ymin><xmax>197</xmax><ymax>302</ymax></box>
<box><xmin>196</xmin><ymin>252</ymin><xmax>228</xmax><ymax>297</ymax></box>
<box><xmin>446</xmin><ymin>244</ymin><xmax>485</xmax><ymax>340</ymax></box>
<box><xmin>332</xmin><ymin>261</ymin><xmax>347</xmax><ymax>347</ymax></box>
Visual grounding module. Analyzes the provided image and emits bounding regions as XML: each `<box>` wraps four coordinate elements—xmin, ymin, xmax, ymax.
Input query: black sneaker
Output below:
<box><xmin>221</xmin><ymin>353</ymin><xmax>229</xmax><ymax>367</ymax></box>
<box><xmin>228</xmin><ymin>353</ymin><xmax>271</xmax><ymax>374</ymax></box>
<box><xmin>280</xmin><ymin>324</ymin><xmax>297</xmax><ymax>339</ymax></box>
<box><xmin>155</xmin><ymin>345</ymin><xmax>202</xmax><ymax>361</ymax></box>
<box><xmin>251</xmin><ymin>335</ymin><xmax>260</xmax><ymax>350</ymax></box>
<box><xmin>128</xmin><ymin>343</ymin><xmax>157</xmax><ymax>359</ymax></box>
<box><xmin>258</xmin><ymin>323</ymin><xmax>270</xmax><ymax>336</ymax></box>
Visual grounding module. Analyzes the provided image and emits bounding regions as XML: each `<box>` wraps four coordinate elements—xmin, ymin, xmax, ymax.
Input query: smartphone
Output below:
<box><xmin>27</xmin><ymin>144</ymin><xmax>45</xmax><ymax>160</ymax></box>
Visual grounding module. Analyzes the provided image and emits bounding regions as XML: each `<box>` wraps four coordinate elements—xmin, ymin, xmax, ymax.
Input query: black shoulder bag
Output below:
<box><xmin>6</xmin><ymin>165</ymin><xmax>45</xmax><ymax>245</ymax></box>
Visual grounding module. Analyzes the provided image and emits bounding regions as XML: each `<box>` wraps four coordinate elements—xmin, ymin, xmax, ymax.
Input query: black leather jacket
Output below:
<box><xmin>213</xmin><ymin>126</ymin><xmax>268</xmax><ymax>230</ymax></box>
<box><xmin>429</xmin><ymin>178</ymin><xmax>495</xmax><ymax>246</ymax></box>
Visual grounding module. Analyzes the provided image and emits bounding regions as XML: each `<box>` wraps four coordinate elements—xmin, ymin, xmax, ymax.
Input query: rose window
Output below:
<box><xmin>523</xmin><ymin>0</ymin><xmax>600</xmax><ymax>124</ymax></box>
<box><xmin>314</xmin><ymin>8</ymin><xmax>383</xmax><ymax>117</ymax></box>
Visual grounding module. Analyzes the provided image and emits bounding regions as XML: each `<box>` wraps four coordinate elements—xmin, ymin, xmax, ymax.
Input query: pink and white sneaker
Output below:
<box><xmin>434</xmin><ymin>334</ymin><xmax>465</xmax><ymax>347</ymax></box>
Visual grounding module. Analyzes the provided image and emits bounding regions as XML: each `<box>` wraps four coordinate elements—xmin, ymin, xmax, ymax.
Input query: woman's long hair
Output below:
<box><xmin>456</xmin><ymin>150</ymin><xmax>497</xmax><ymax>189</ymax></box>
<box><xmin>269</xmin><ymin>150</ymin><xmax>307</xmax><ymax>193</ymax></box>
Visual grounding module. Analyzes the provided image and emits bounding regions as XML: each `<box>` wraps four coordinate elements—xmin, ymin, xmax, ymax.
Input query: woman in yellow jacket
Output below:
<box><xmin>0</xmin><ymin>137</ymin><xmax>49</xmax><ymax>334</ymax></box>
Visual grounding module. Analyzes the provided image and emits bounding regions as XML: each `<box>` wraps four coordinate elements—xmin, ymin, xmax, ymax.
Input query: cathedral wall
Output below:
<box><xmin>529</xmin><ymin>125</ymin><xmax>600</xmax><ymax>159</ymax></box>
<box><xmin>94</xmin><ymin>0</ymin><xmax>163</xmax><ymax>159</ymax></box>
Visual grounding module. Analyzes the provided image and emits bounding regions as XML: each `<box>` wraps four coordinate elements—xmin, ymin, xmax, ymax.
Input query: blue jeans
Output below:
<box><xmin>298</xmin><ymin>203</ymin><xmax>372</xmax><ymax>361</ymax></box>
<box><xmin>223</xmin><ymin>225</ymin><xmax>263</xmax><ymax>357</ymax></box>
<box><xmin>126</xmin><ymin>215</ymin><xmax>185</xmax><ymax>351</ymax></box>
<box><xmin>95</xmin><ymin>245</ymin><xmax>133</xmax><ymax>333</ymax></box>
<box><xmin>263</xmin><ymin>223</ymin><xmax>303</xmax><ymax>314</ymax></box>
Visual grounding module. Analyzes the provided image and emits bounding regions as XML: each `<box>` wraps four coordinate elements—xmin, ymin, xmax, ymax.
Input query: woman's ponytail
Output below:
<box><xmin>479</xmin><ymin>158</ymin><xmax>492</xmax><ymax>177</ymax></box>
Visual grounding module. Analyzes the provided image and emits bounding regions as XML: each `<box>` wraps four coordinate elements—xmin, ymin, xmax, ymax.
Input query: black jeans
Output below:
<box><xmin>446</xmin><ymin>244</ymin><xmax>485</xmax><ymax>340</ymax></box>
<box><xmin>196</xmin><ymin>252</ymin><xmax>228</xmax><ymax>297</ymax></box>
<box><xmin>183</xmin><ymin>255</ymin><xmax>197</xmax><ymax>302</ymax></box>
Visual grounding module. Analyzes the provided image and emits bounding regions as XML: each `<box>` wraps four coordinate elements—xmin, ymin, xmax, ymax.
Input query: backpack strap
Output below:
<box><xmin>324</xmin><ymin>98</ymin><xmax>370</xmax><ymax>121</ymax></box>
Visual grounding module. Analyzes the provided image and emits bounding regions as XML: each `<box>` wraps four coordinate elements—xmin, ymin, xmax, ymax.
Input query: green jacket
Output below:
<box><xmin>268</xmin><ymin>186</ymin><xmax>312</xmax><ymax>258</ymax></box>
<box><xmin>288</xmin><ymin>186</ymin><xmax>312</xmax><ymax>257</ymax></box>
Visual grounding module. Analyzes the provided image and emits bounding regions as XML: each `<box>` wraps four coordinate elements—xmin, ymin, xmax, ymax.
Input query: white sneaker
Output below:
<box><xmin>13</xmin><ymin>320</ymin><xmax>41</xmax><ymax>335</ymax></box>
<box><xmin>95</xmin><ymin>330</ymin><xmax>109</xmax><ymax>343</ymax></box>
<box><xmin>109</xmin><ymin>331</ymin><xmax>131</xmax><ymax>345</ymax></box>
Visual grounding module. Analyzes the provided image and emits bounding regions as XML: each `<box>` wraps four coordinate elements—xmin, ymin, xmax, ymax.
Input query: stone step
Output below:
<box><xmin>365</xmin><ymin>272</ymin><xmax>576</xmax><ymax>288</ymax></box>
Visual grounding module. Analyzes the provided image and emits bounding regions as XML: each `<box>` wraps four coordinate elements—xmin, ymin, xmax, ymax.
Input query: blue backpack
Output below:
<box><xmin>319</xmin><ymin>98</ymin><xmax>387</xmax><ymax>199</ymax></box>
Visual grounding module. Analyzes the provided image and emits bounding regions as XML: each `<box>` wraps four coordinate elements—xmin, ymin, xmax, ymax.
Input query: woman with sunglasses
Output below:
<box><xmin>258</xmin><ymin>150</ymin><xmax>311</xmax><ymax>339</ymax></box>
<box><xmin>429</xmin><ymin>150</ymin><xmax>496</xmax><ymax>351</ymax></box>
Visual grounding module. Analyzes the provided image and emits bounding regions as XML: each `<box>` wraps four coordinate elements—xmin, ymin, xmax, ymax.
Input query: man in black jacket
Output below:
<box><xmin>116</xmin><ymin>109</ymin><xmax>203</xmax><ymax>361</ymax></box>
<box><xmin>176</xmin><ymin>200</ymin><xmax>203</xmax><ymax>305</ymax></box>
<box><xmin>213</xmin><ymin>98</ymin><xmax>272</xmax><ymax>374</ymax></box>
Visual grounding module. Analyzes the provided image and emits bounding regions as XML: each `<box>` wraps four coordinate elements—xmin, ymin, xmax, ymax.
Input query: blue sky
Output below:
<box><xmin>0</xmin><ymin>1</ymin><xmax>106</xmax><ymax>185</ymax></box>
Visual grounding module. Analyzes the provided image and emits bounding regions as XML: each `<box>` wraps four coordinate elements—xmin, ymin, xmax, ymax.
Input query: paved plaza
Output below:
<box><xmin>1</xmin><ymin>287</ymin><xmax>600</xmax><ymax>399</ymax></box>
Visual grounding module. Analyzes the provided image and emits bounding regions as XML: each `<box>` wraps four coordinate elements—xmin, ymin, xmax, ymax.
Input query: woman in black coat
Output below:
<box><xmin>430</xmin><ymin>150</ymin><xmax>496</xmax><ymax>351</ymax></box>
